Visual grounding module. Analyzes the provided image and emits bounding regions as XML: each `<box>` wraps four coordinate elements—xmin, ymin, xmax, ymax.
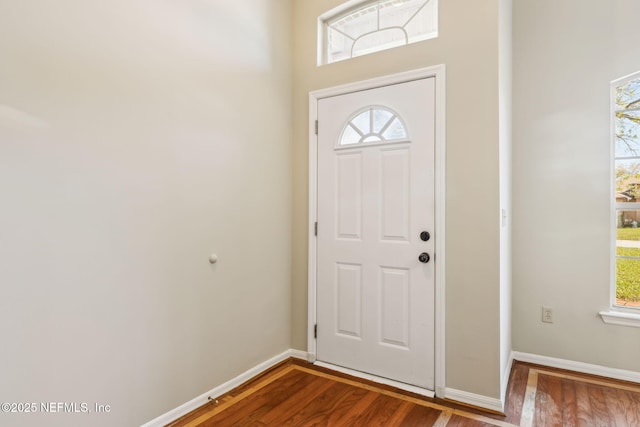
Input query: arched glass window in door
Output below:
<box><xmin>339</xmin><ymin>106</ymin><xmax>409</xmax><ymax>146</ymax></box>
<box><xmin>321</xmin><ymin>0</ymin><xmax>438</xmax><ymax>65</ymax></box>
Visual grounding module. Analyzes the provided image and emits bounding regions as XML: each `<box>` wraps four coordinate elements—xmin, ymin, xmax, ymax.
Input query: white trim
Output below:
<box><xmin>314</xmin><ymin>361</ymin><xmax>435</xmax><ymax>398</ymax></box>
<box><xmin>288</xmin><ymin>348</ymin><xmax>311</xmax><ymax>361</ymax></box>
<box><xmin>444</xmin><ymin>388</ymin><xmax>504</xmax><ymax>413</ymax></box>
<box><xmin>317</xmin><ymin>0</ymin><xmax>362</xmax><ymax>66</ymax></box>
<box><xmin>309</xmin><ymin>67</ymin><xmax>446</xmax><ymax>100</ymax></box>
<box><xmin>610</xmin><ymin>75</ymin><xmax>618</xmax><ymax>309</ymax></box>
<box><xmin>140</xmin><ymin>349</ymin><xmax>309</xmax><ymax>427</ymax></box>
<box><xmin>512</xmin><ymin>351</ymin><xmax>640</xmax><ymax>384</ymax></box>
<box><xmin>334</xmin><ymin>138</ymin><xmax>410</xmax><ymax>151</ymax></box>
<box><xmin>610</xmin><ymin>70</ymin><xmax>640</xmax><ymax>311</ymax></box>
<box><xmin>318</xmin><ymin>0</ymin><xmax>365</xmax><ymax>28</ymax></box>
<box><xmin>443</xmin><ymin>351</ymin><xmax>513</xmax><ymax>414</ymax></box>
<box><xmin>308</xmin><ymin>65</ymin><xmax>447</xmax><ymax>396</ymax></box>
<box><xmin>599</xmin><ymin>309</ymin><xmax>640</xmax><ymax>328</ymax></box>
<box><xmin>612</xmin><ymin>70</ymin><xmax>640</xmax><ymax>88</ymax></box>
<box><xmin>433</xmin><ymin>65</ymin><xmax>447</xmax><ymax>399</ymax></box>
<box><xmin>501</xmin><ymin>351</ymin><xmax>515</xmax><ymax>404</ymax></box>
<box><xmin>308</xmin><ymin>92</ymin><xmax>319</xmax><ymax>363</ymax></box>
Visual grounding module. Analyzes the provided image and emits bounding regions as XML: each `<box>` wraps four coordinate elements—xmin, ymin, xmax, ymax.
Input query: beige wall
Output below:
<box><xmin>292</xmin><ymin>0</ymin><xmax>506</xmax><ymax>398</ymax></box>
<box><xmin>7</xmin><ymin>0</ymin><xmax>618</xmax><ymax>421</ymax></box>
<box><xmin>0</xmin><ymin>1</ymin><xmax>292</xmax><ymax>426</ymax></box>
<box><xmin>513</xmin><ymin>0</ymin><xmax>640</xmax><ymax>369</ymax></box>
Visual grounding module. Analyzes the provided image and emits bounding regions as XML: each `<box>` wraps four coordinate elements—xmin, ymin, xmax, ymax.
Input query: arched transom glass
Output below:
<box><xmin>339</xmin><ymin>106</ymin><xmax>409</xmax><ymax>146</ymax></box>
<box><xmin>322</xmin><ymin>0</ymin><xmax>438</xmax><ymax>64</ymax></box>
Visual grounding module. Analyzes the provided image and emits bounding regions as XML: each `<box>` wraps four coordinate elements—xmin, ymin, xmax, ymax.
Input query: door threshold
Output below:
<box><xmin>314</xmin><ymin>361</ymin><xmax>435</xmax><ymax>398</ymax></box>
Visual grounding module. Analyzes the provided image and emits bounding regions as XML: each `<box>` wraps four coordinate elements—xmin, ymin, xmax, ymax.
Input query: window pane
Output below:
<box><xmin>373</xmin><ymin>108</ymin><xmax>394</xmax><ymax>133</ymax></box>
<box><xmin>617</xmin><ymin>211</ymin><xmax>640</xmax><ymax>240</ymax></box>
<box><xmin>379</xmin><ymin>0</ymin><xmax>425</xmax><ymax>28</ymax></box>
<box><xmin>382</xmin><ymin>117</ymin><xmax>408</xmax><ymax>140</ymax></box>
<box><xmin>404</xmin><ymin>0</ymin><xmax>437</xmax><ymax>41</ymax></box>
<box><xmin>351</xmin><ymin>110</ymin><xmax>371</xmax><ymax>134</ymax></box>
<box><xmin>616</xmin><ymin>212</ymin><xmax>640</xmax><ymax>306</ymax></box>
<box><xmin>363</xmin><ymin>135</ymin><xmax>382</xmax><ymax>143</ymax></box>
<box><xmin>615</xmin><ymin>160</ymin><xmax>640</xmax><ymax>203</ymax></box>
<box><xmin>615</xmin><ymin>110</ymin><xmax>640</xmax><ymax>157</ymax></box>
<box><xmin>616</xmin><ymin>254</ymin><xmax>640</xmax><ymax>307</ymax></box>
<box><xmin>341</xmin><ymin>125</ymin><xmax>361</xmax><ymax>145</ymax></box>
<box><xmin>330</xmin><ymin>5</ymin><xmax>378</xmax><ymax>39</ymax></box>
<box><xmin>616</xmin><ymin>78</ymin><xmax>640</xmax><ymax>109</ymax></box>
<box><xmin>327</xmin><ymin>28</ymin><xmax>354</xmax><ymax>64</ymax></box>
<box><xmin>353</xmin><ymin>28</ymin><xmax>406</xmax><ymax>57</ymax></box>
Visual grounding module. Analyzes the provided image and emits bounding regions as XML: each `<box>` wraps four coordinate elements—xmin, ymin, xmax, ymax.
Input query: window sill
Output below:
<box><xmin>599</xmin><ymin>310</ymin><xmax>640</xmax><ymax>328</ymax></box>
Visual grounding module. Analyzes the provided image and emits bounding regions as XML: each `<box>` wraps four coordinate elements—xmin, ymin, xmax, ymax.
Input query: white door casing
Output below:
<box><xmin>311</xmin><ymin>73</ymin><xmax>442</xmax><ymax>392</ymax></box>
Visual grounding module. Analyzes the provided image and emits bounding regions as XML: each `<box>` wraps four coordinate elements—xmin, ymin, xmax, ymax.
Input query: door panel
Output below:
<box><xmin>336</xmin><ymin>153</ymin><xmax>363</xmax><ymax>240</ymax></box>
<box><xmin>380</xmin><ymin>266</ymin><xmax>410</xmax><ymax>347</ymax></box>
<box><xmin>336</xmin><ymin>263</ymin><xmax>362</xmax><ymax>338</ymax></box>
<box><xmin>316</xmin><ymin>78</ymin><xmax>436</xmax><ymax>390</ymax></box>
<box><xmin>381</xmin><ymin>148</ymin><xmax>410</xmax><ymax>241</ymax></box>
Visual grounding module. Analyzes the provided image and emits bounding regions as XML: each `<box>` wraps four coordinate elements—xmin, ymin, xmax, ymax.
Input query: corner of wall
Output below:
<box><xmin>498</xmin><ymin>0</ymin><xmax>513</xmax><ymax>401</ymax></box>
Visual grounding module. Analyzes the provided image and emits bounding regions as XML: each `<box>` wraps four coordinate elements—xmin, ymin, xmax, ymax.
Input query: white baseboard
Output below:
<box><xmin>140</xmin><ymin>349</ymin><xmax>309</xmax><ymax>427</ymax></box>
<box><xmin>442</xmin><ymin>353</ymin><xmax>512</xmax><ymax>413</ymax></box>
<box><xmin>444</xmin><ymin>388</ymin><xmax>504</xmax><ymax>413</ymax></box>
<box><xmin>444</xmin><ymin>350</ymin><xmax>640</xmax><ymax>415</ymax></box>
<box><xmin>512</xmin><ymin>351</ymin><xmax>640</xmax><ymax>384</ymax></box>
<box><xmin>501</xmin><ymin>351</ymin><xmax>515</xmax><ymax>404</ymax></box>
<box><xmin>288</xmin><ymin>348</ymin><xmax>311</xmax><ymax>362</ymax></box>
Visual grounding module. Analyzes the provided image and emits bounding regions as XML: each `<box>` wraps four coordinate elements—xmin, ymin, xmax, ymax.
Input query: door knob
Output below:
<box><xmin>418</xmin><ymin>252</ymin><xmax>430</xmax><ymax>263</ymax></box>
<box><xmin>420</xmin><ymin>231</ymin><xmax>430</xmax><ymax>242</ymax></box>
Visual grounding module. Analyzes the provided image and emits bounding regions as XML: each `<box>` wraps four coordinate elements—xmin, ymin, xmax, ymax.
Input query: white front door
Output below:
<box><xmin>316</xmin><ymin>78</ymin><xmax>436</xmax><ymax>390</ymax></box>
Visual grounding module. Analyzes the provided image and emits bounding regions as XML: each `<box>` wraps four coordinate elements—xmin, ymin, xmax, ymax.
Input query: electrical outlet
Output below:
<box><xmin>542</xmin><ymin>306</ymin><xmax>553</xmax><ymax>323</ymax></box>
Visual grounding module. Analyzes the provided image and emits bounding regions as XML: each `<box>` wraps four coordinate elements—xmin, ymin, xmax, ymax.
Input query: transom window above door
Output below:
<box><xmin>338</xmin><ymin>106</ymin><xmax>409</xmax><ymax>147</ymax></box>
<box><xmin>319</xmin><ymin>0</ymin><xmax>438</xmax><ymax>65</ymax></box>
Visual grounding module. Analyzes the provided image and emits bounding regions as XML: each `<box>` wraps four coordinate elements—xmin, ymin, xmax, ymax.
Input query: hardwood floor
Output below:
<box><xmin>167</xmin><ymin>359</ymin><xmax>640</xmax><ymax>426</ymax></box>
<box><xmin>512</xmin><ymin>363</ymin><xmax>640</xmax><ymax>426</ymax></box>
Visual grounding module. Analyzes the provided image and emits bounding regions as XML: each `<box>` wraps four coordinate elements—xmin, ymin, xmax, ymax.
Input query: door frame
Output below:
<box><xmin>307</xmin><ymin>65</ymin><xmax>447</xmax><ymax>397</ymax></box>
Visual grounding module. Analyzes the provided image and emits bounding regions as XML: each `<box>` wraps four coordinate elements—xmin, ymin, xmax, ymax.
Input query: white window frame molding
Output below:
<box><xmin>599</xmin><ymin>310</ymin><xmax>640</xmax><ymax>327</ymax></box>
<box><xmin>602</xmin><ymin>70</ymin><xmax>640</xmax><ymax>328</ymax></box>
<box><xmin>307</xmin><ymin>65</ymin><xmax>446</xmax><ymax>396</ymax></box>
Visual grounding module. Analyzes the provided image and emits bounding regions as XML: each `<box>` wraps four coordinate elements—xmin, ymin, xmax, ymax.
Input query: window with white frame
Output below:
<box><xmin>613</xmin><ymin>71</ymin><xmax>640</xmax><ymax>309</ymax></box>
<box><xmin>338</xmin><ymin>106</ymin><xmax>408</xmax><ymax>147</ymax></box>
<box><xmin>320</xmin><ymin>0</ymin><xmax>438</xmax><ymax>65</ymax></box>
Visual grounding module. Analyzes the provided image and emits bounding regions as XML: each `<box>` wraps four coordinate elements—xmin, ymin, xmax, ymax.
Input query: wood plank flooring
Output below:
<box><xmin>515</xmin><ymin>364</ymin><xmax>640</xmax><ymax>426</ymax></box>
<box><xmin>167</xmin><ymin>359</ymin><xmax>640</xmax><ymax>426</ymax></box>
